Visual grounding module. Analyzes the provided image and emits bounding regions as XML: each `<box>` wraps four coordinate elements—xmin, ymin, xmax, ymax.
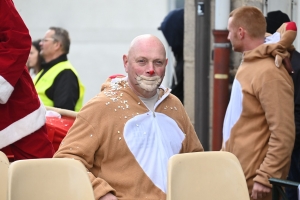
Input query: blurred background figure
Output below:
<box><xmin>266</xmin><ymin>10</ymin><xmax>300</xmax><ymax>200</ymax></box>
<box><xmin>33</xmin><ymin>27</ymin><xmax>85</xmax><ymax>111</ymax></box>
<box><xmin>159</xmin><ymin>8</ymin><xmax>184</xmax><ymax>104</ymax></box>
<box><xmin>266</xmin><ymin>10</ymin><xmax>291</xmax><ymax>34</ymax></box>
<box><xmin>26</xmin><ymin>39</ymin><xmax>44</xmax><ymax>78</ymax></box>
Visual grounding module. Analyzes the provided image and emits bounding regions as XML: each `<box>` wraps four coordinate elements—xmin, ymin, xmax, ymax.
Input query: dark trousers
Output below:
<box><xmin>286</xmin><ymin>148</ymin><xmax>300</xmax><ymax>200</ymax></box>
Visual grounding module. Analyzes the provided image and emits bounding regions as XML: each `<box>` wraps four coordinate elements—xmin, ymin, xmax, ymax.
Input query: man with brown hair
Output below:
<box><xmin>222</xmin><ymin>6</ymin><xmax>296</xmax><ymax>200</ymax></box>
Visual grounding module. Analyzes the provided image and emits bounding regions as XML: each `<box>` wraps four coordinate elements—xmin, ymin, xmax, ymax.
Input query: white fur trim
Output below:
<box><xmin>0</xmin><ymin>75</ymin><xmax>14</xmax><ymax>104</ymax></box>
<box><xmin>0</xmin><ymin>104</ymin><xmax>46</xmax><ymax>148</ymax></box>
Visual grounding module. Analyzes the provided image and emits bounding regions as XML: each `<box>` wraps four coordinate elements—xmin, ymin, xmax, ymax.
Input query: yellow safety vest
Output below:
<box><xmin>33</xmin><ymin>61</ymin><xmax>85</xmax><ymax>111</ymax></box>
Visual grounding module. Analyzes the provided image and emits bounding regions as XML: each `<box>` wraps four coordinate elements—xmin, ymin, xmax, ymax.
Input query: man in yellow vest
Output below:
<box><xmin>34</xmin><ymin>27</ymin><xmax>85</xmax><ymax>111</ymax></box>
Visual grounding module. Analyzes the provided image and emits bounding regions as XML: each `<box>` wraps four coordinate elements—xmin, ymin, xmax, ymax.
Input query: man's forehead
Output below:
<box><xmin>129</xmin><ymin>47</ymin><xmax>165</xmax><ymax>59</ymax></box>
<box><xmin>131</xmin><ymin>36</ymin><xmax>165</xmax><ymax>49</ymax></box>
<box><xmin>45</xmin><ymin>29</ymin><xmax>54</xmax><ymax>36</ymax></box>
<box><xmin>228</xmin><ymin>17</ymin><xmax>234</xmax><ymax>25</ymax></box>
<box><xmin>131</xmin><ymin>53</ymin><xmax>166</xmax><ymax>60</ymax></box>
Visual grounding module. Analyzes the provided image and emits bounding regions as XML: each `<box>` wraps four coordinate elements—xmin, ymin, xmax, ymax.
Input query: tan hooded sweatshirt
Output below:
<box><xmin>222</xmin><ymin>22</ymin><xmax>296</xmax><ymax>199</ymax></box>
<box><xmin>54</xmin><ymin>76</ymin><xmax>203</xmax><ymax>200</ymax></box>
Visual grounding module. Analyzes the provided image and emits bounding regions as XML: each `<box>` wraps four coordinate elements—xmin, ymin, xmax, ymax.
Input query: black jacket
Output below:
<box><xmin>291</xmin><ymin>50</ymin><xmax>300</xmax><ymax>149</ymax></box>
<box><xmin>36</xmin><ymin>54</ymin><xmax>79</xmax><ymax>111</ymax></box>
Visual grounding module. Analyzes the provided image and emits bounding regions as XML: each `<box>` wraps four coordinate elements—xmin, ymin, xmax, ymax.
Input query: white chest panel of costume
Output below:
<box><xmin>124</xmin><ymin>112</ymin><xmax>185</xmax><ymax>193</ymax></box>
<box><xmin>223</xmin><ymin>78</ymin><xmax>243</xmax><ymax>147</ymax></box>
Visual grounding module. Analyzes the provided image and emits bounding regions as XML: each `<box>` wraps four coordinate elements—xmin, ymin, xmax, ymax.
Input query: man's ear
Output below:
<box><xmin>165</xmin><ymin>58</ymin><xmax>168</xmax><ymax>67</ymax></box>
<box><xmin>54</xmin><ymin>41</ymin><xmax>62</xmax><ymax>51</ymax></box>
<box><xmin>238</xmin><ymin>27</ymin><xmax>245</xmax><ymax>39</ymax></box>
<box><xmin>123</xmin><ymin>54</ymin><xmax>129</xmax><ymax>73</ymax></box>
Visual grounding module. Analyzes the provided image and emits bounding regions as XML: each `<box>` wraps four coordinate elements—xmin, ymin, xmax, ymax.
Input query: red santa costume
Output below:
<box><xmin>0</xmin><ymin>0</ymin><xmax>54</xmax><ymax>160</ymax></box>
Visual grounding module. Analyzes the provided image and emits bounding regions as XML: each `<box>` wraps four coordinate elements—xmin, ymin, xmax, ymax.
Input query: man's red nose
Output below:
<box><xmin>149</xmin><ymin>70</ymin><xmax>154</xmax><ymax>75</ymax></box>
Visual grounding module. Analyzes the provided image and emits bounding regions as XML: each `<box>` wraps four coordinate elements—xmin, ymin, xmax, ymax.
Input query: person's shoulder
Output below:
<box><xmin>54</xmin><ymin>69</ymin><xmax>78</xmax><ymax>83</ymax></box>
<box><xmin>58</xmin><ymin>68</ymin><xmax>75</xmax><ymax>75</ymax></box>
<box><xmin>158</xmin><ymin>87</ymin><xmax>181</xmax><ymax>102</ymax></box>
<box><xmin>84</xmin><ymin>93</ymin><xmax>106</xmax><ymax>107</ymax></box>
<box><xmin>84</xmin><ymin>76</ymin><xmax>128</xmax><ymax>108</ymax></box>
<box><xmin>100</xmin><ymin>75</ymin><xmax>127</xmax><ymax>92</ymax></box>
<box><xmin>164</xmin><ymin>92</ymin><xmax>185</xmax><ymax>109</ymax></box>
<box><xmin>256</xmin><ymin>62</ymin><xmax>293</xmax><ymax>89</ymax></box>
<box><xmin>167</xmin><ymin>92</ymin><xmax>183</xmax><ymax>102</ymax></box>
<box><xmin>78</xmin><ymin>77</ymin><xmax>130</xmax><ymax>122</ymax></box>
<box><xmin>259</xmin><ymin>61</ymin><xmax>291</xmax><ymax>78</ymax></box>
<box><xmin>77</xmin><ymin>92</ymin><xmax>110</xmax><ymax>120</ymax></box>
<box><xmin>56</xmin><ymin>60</ymin><xmax>77</xmax><ymax>74</ymax></box>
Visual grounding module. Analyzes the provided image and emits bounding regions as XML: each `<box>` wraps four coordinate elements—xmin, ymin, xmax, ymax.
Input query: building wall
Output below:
<box><xmin>13</xmin><ymin>0</ymin><xmax>176</xmax><ymax>104</ymax></box>
<box><xmin>184</xmin><ymin>0</ymin><xmax>196</xmax><ymax>124</ymax></box>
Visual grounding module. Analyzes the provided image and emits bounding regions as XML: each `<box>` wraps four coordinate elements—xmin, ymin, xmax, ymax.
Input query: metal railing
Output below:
<box><xmin>269</xmin><ymin>178</ymin><xmax>300</xmax><ymax>200</ymax></box>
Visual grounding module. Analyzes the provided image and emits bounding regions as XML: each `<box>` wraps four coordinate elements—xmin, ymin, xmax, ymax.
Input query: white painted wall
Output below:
<box><xmin>266</xmin><ymin>0</ymin><xmax>292</xmax><ymax>15</ymax></box>
<box><xmin>14</xmin><ymin>0</ymin><xmax>176</xmax><ymax>104</ymax></box>
<box><xmin>294</xmin><ymin>0</ymin><xmax>300</xmax><ymax>50</ymax></box>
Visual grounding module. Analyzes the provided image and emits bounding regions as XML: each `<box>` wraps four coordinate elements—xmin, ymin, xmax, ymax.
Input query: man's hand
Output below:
<box><xmin>99</xmin><ymin>193</ymin><xmax>118</xmax><ymax>200</ymax></box>
<box><xmin>251</xmin><ymin>182</ymin><xmax>271</xmax><ymax>199</ymax></box>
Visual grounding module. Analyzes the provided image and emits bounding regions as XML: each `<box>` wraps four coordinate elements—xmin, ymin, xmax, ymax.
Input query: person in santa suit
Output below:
<box><xmin>0</xmin><ymin>0</ymin><xmax>54</xmax><ymax>160</ymax></box>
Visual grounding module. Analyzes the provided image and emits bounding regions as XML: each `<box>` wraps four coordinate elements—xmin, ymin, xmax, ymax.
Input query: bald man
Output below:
<box><xmin>54</xmin><ymin>34</ymin><xmax>203</xmax><ymax>200</ymax></box>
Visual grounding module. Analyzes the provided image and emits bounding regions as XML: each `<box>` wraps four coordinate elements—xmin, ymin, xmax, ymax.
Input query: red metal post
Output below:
<box><xmin>212</xmin><ymin>30</ymin><xmax>230</xmax><ymax>150</ymax></box>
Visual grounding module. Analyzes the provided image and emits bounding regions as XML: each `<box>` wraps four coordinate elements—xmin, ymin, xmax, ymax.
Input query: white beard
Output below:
<box><xmin>136</xmin><ymin>75</ymin><xmax>162</xmax><ymax>92</ymax></box>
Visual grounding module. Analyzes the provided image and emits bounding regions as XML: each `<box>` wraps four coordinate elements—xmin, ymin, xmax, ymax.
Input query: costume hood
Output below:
<box><xmin>244</xmin><ymin>22</ymin><xmax>297</xmax><ymax>70</ymax></box>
